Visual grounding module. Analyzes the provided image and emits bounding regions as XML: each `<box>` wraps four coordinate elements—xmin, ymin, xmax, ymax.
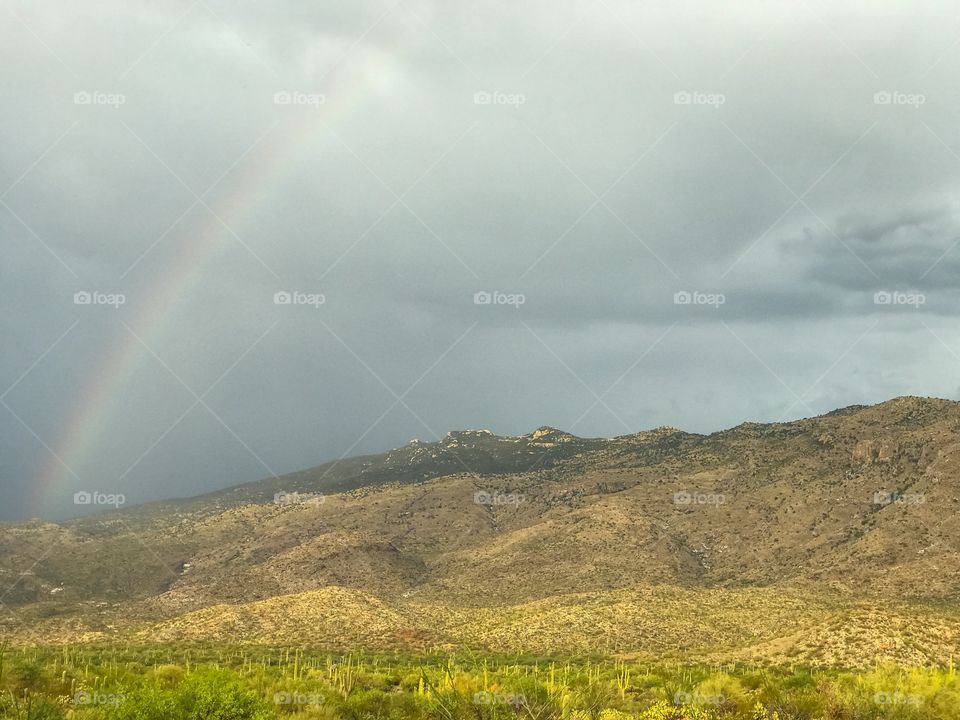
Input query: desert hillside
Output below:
<box><xmin>2</xmin><ymin>396</ymin><xmax>959</xmax><ymax>666</ymax></box>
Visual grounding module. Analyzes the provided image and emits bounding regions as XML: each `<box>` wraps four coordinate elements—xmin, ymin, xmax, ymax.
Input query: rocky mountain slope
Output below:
<box><xmin>2</xmin><ymin>396</ymin><xmax>959</xmax><ymax>666</ymax></box>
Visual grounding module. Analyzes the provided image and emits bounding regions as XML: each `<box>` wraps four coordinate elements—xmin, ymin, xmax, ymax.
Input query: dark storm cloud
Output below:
<box><xmin>792</xmin><ymin>204</ymin><xmax>960</xmax><ymax>290</ymax></box>
<box><xmin>3</xmin><ymin>0</ymin><xmax>960</xmax><ymax>520</ymax></box>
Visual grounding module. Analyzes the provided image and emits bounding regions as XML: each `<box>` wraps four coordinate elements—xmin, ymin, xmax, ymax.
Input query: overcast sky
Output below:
<box><xmin>3</xmin><ymin>0</ymin><xmax>960</xmax><ymax>521</ymax></box>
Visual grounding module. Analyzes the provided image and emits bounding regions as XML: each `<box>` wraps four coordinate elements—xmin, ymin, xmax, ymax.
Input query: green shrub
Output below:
<box><xmin>106</xmin><ymin>669</ymin><xmax>269</xmax><ymax>720</ymax></box>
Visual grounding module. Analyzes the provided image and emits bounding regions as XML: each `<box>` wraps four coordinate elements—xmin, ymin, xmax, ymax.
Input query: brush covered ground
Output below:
<box><xmin>2</xmin><ymin>645</ymin><xmax>959</xmax><ymax>720</ymax></box>
<box><xmin>1</xmin><ymin>397</ymin><xmax>959</xmax><ymax>671</ymax></box>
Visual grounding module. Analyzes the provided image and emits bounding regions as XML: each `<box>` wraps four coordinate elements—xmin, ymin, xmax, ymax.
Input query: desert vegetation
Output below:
<box><xmin>1</xmin><ymin>645</ymin><xmax>958</xmax><ymax>720</ymax></box>
<box><xmin>3</xmin><ymin>400</ymin><xmax>960</xmax><ymax>716</ymax></box>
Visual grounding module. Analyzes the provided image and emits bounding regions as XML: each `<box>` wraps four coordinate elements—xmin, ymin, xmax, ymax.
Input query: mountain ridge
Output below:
<box><xmin>2</xmin><ymin>395</ymin><xmax>959</xmax><ymax>666</ymax></box>
<box><xmin>22</xmin><ymin>394</ymin><xmax>944</xmax><ymax>525</ymax></box>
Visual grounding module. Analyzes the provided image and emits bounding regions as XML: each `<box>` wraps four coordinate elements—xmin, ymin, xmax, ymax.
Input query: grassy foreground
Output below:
<box><xmin>0</xmin><ymin>645</ymin><xmax>957</xmax><ymax>720</ymax></box>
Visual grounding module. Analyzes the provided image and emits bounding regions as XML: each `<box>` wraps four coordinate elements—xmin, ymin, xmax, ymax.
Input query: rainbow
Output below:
<box><xmin>31</xmin><ymin>46</ymin><xmax>399</xmax><ymax>514</ymax></box>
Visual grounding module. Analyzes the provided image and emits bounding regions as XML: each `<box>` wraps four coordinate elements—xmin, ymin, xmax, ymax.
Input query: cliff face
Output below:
<box><xmin>852</xmin><ymin>439</ymin><xmax>897</xmax><ymax>463</ymax></box>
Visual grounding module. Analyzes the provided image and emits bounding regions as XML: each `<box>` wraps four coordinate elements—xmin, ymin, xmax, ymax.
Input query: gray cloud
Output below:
<box><xmin>3</xmin><ymin>0</ymin><xmax>960</xmax><ymax>520</ymax></box>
